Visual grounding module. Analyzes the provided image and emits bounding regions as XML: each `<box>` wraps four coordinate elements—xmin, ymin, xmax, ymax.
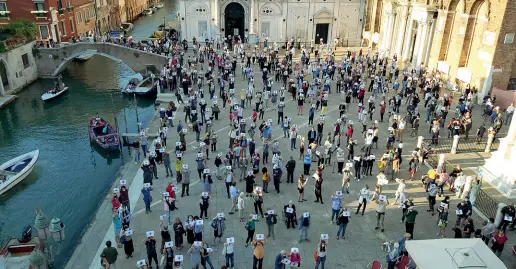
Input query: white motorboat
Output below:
<box><xmin>74</xmin><ymin>53</ymin><xmax>94</xmax><ymax>62</ymax></box>
<box><xmin>121</xmin><ymin>22</ymin><xmax>134</xmax><ymax>32</ymax></box>
<box><xmin>153</xmin><ymin>3</ymin><xmax>164</xmax><ymax>9</ymax></box>
<box><xmin>143</xmin><ymin>9</ymin><xmax>153</xmax><ymax>15</ymax></box>
<box><xmin>41</xmin><ymin>85</ymin><xmax>69</xmax><ymax>102</ymax></box>
<box><xmin>0</xmin><ymin>150</ymin><xmax>39</xmax><ymax>196</ymax></box>
<box><xmin>122</xmin><ymin>76</ymin><xmax>156</xmax><ymax>96</ymax></box>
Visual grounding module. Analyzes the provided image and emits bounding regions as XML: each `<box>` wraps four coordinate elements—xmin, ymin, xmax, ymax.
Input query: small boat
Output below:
<box><xmin>74</xmin><ymin>53</ymin><xmax>94</xmax><ymax>62</ymax></box>
<box><xmin>142</xmin><ymin>9</ymin><xmax>153</xmax><ymax>15</ymax></box>
<box><xmin>0</xmin><ymin>150</ymin><xmax>39</xmax><ymax>196</ymax></box>
<box><xmin>0</xmin><ymin>226</ymin><xmax>46</xmax><ymax>268</ymax></box>
<box><xmin>122</xmin><ymin>76</ymin><xmax>157</xmax><ymax>96</ymax></box>
<box><xmin>89</xmin><ymin>117</ymin><xmax>120</xmax><ymax>151</ymax></box>
<box><xmin>153</xmin><ymin>3</ymin><xmax>164</xmax><ymax>9</ymax></box>
<box><xmin>121</xmin><ymin>22</ymin><xmax>134</xmax><ymax>32</ymax></box>
<box><xmin>41</xmin><ymin>85</ymin><xmax>68</xmax><ymax>102</ymax></box>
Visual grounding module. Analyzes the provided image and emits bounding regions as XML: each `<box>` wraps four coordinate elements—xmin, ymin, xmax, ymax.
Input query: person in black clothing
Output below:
<box><xmin>160</xmin><ymin>224</ymin><xmax>171</xmax><ymax>254</ymax></box>
<box><xmin>284</xmin><ymin>202</ymin><xmax>297</xmax><ymax>229</ymax></box>
<box><xmin>144</xmin><ymin>235</ymin><xmax>159</xmax><ymax>268</ymax></box>
<box><xmin>314</xmin><ymin>175</ymin><xmax>324</xmax><ymax>204</ymax></box>
<box><xmin>285</xmin><ymin>156</ymin><xmax>296</xmax><ymax>183</ymax></box>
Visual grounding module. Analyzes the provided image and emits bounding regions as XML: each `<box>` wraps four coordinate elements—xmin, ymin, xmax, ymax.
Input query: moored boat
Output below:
<box><xmin>74</xmin><ymin>53</ymin><xmax>94</xmax><ymax>62</ymax></box>
<box><xmin>89</xmin><ymin>117</ymin><xmax>120</xmax><ymax>151</ymax></box>
<box><xmin>41</xmin><ymin>85</ymin><xmax>69</xmax><ymax>102</ymax></box>
<box><xmin>0</xmin><ymin>228</ymin><xmax>46</xmax><ymax>269</ymax></box>
<box><xmin>153</xmin><ymin>3</ymin><xmax>164</xmax><ymax>9</ymax></box>
<box><xmin>0</xmin><ymin>150</ymin><xmax>39</xmax><ymax>196</ymax></box>
<box><xmin>122</xmin><ymin>76</ymin><xmax>157</xmax><ymax>96</ymax></box>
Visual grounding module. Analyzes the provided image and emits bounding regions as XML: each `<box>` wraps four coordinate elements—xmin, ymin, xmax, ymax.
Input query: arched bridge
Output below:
<box><xmin>35</xmin><ymin>43</ymin><xmax>169</xmax><ymax>77</ymax></box>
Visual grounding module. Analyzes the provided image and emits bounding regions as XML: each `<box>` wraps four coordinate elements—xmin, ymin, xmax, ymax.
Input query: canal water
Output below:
<box><xmin>0</xmin><ymin>0</ymin><xmax>179</xmax><ymax>267</ymax></box>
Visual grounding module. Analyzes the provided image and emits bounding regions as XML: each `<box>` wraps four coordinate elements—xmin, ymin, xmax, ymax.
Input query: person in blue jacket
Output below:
<box><xmin>274</xmin><ymin>250</ymin><xmax>287</xmax><ymax>269</ymax></box>
<box><xmin>303</xmin><ymin>153</ymin><xmax>311</xmax><ymax>175</ymax></box>
<box><xmin>141</xmin><ymin>186</ymin><xmax>152</xmax><ymax>213</ymax></box>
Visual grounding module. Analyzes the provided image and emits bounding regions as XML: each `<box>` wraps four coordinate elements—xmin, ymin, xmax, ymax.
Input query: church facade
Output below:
<box><xmin>179</xmin><ymin>0</ymin><xmax>366</xmax><ymax>46</ymax></box>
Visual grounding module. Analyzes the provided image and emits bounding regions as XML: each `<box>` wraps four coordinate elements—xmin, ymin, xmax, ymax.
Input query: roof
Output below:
<box><xmin>405</xmin><ymin>238</ymin><xmax>507</xmax><ymax>269</ymax></box>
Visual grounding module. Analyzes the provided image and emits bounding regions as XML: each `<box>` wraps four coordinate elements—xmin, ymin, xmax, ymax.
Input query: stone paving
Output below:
<box><xmin>67</xmin><ymin>50</ymin><xmax>516</xmax><ymax>269</ymax></box>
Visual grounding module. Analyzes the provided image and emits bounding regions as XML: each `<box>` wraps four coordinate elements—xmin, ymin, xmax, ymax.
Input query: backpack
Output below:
<box><xmin>302</xmin><ymin>217</ymin><xmax>310</xmax><ymax>226</ymax></box>
<box><xmin>271</xmin><ymin>215</ymin><xmax>277</xmax><ymax>225</ymax></box>
<box><xmin>245</xmin><ymin>222</ymin><xmax>250</xmax><ymax>230</ymax></box>
<box><xmin>211</xmin><ymin>220</ymin><xmax>217</xmax><ymax>229</ymax></box>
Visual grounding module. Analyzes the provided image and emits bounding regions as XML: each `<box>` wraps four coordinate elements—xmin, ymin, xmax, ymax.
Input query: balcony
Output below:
<box><xmin>31</xmin><ymin>10</ymin><xmax>48</xmax><ymax>18</ymax></box>
<box><xmin>0</xmin><ymin>10</ymin><xmax>10</xmax><ymax>19</ymax></box>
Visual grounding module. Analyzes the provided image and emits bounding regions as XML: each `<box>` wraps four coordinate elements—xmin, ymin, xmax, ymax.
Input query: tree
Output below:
<box><xmin>4</xmin><ymin>19</ymin><xmax>38</xmax><ymax>40</ymax></box>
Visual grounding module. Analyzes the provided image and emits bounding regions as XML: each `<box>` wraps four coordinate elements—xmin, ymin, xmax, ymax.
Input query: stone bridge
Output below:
<box><xmin>35</xmin><ymin>43</ymin><xmax>169</xmax><ymax>77</ymax></box>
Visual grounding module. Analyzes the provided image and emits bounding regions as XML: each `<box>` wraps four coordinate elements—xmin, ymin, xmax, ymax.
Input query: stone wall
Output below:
<box><xmin>0</xmin><ymin>41</ymin><xmax>39</xmax><ymax>95</ymax></box>
<box><xmin>35</xmin><ymin>43</ymin><xmax>169</xmax><ymax>77</ymax></box>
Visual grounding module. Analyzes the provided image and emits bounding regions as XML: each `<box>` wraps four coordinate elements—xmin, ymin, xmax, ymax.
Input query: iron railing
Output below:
<box><xmin>473</xmin><ymin>188</ymin><xmax>498</xmax><ymax>219</ymax></box>
<box><xmin>422</xmin><ymin>135</ymin><xmax>499</xmax><ymax>154</ymax></box>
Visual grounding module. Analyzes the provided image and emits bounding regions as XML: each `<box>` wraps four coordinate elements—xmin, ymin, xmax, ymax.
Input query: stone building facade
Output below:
<box><xmin>179</xmin><ymin>0</ymin><xmax>366</xmax><ymax>46</ymax></box>
<box><xmin>365</xmin><ymin>0</ymin><xmax>516</xmax><ymax>101</ymax></box>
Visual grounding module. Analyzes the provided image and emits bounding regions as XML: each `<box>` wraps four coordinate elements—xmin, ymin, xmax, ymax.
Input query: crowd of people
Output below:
<box><xmin>99</xmin><ymin>32</ymin><xmax>513</xmax><ymax>269</ymax></box>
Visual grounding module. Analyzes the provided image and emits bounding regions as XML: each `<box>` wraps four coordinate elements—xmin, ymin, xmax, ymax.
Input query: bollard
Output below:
<box><xmin>417</xmin><ymin>136</ymin><xmax>424</xmax><ymax>149</ymax></box>
<box><xmin>437</xmin><ymin>153</ymin><xmax>445</xmax><ymax>173</ymax></box>
<box><xmin>451</xmin><ymin>135</ymin><xmax>459</xmax><ymax>154</ymax></box>
<box><xmin>485</xmin><ymin>133</ymin><xmax>495</xmax><ymax>153</ymax></box>
<box><xmin>494</xmin><ymin>203</ymin><xmax>506</xmax><ymax>227</ymax></box>
<box><xmin>461</xmin><ymin>176</ymin><xmax>472</xmax><ymax>199</ymax></box>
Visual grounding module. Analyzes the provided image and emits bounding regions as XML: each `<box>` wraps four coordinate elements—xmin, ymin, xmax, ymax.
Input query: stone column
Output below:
<box><xmin>394</xmin><ymin>5</ymin><xmax>408</xmax><ymax>57</ymax></box>
<box><xmin>423</xmin><ymin>19</ymin><xmax>436</xmax><ymax>66</ymax></box>
<box><xmin>386</xmin><ymin>13</ymin><xmax>397</xmax><ymax>57</ymax></box>
<box><xmin>495</xmin><ymin>203</ymin><xmax>506</xmax><ymax>226</ymax></box>
<box><xmin>415</xmin><ymin>21</ymin><xmax>430</xmax><ymax>67</ymax></box>
<box><xmin>411</xmin><ymin>21</ymin><xmax>423</xmax><ymax>67</ymax></box>
<box><xmin>250</xmin><ymin>0</ymin><xmax>255</xmax><ymax>34</ymax></box>
<box><xmin>402</xmin><ymin>18</ymin><xmax>414</xmax><ymax>61</ymax></box>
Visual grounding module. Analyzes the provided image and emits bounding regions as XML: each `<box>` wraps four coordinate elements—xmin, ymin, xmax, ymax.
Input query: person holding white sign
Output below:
<box><xmin>375</xmin><ymin>196</ymin><xmax>389</xmax><ymax>232</ymax></box>
<box><xmin>355</xmin><ymin>185</ymin><xmax>371</xmax><ymax>216</ymax></box>
<box><xmin>251</xmin><ymin>238</ymin><xmax>267</xmax><ymax>269</ymax></box>
<box><xmin>298</xmin><ymin>212</ymin><xmax>311</xmax><ymax>243</ymax></box>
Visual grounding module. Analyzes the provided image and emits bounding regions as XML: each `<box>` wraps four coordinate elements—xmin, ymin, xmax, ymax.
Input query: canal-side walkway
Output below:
<box><xmin>0</xmin><ymin>95</ymin><xmax>16</xmax><ymax>108</ymax></box>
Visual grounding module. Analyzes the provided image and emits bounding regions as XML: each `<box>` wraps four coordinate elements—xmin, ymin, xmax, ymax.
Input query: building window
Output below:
<box><xmin>34</xmin><ymin>2</ymin><xmax>45</xmax><ymax>11</ymax></box>
<box><xmin>75</xmin><ymin>13</ymin><xmax>78</xmax><ymax>24</ymax></box>
<box><xmin>79</xmin><ymin>11</ymin><xmax>82</xmax><ymax>23</ymax></box>
<box><xmin>70</xmin><ymin>18</ymin><xmax>74</xmax><ymax>32</ymax></box>
<box><xmin>60</xmin><ymin>21</ymin><xmax>66</xmax><ymax>36</ymax></box>
<box><xmin>21</xmin><ymin>53</ymin><xmax>30</xmax><ymax>69</ymax></box>
<box><xmin>66</xmin><ymin>0</ymin><xmax>71</xmax><ymax>8</ymax></box>
<box><xmin>57</xmin><ymin>0</ymin><xmax>63</xmax><ymax>10</ymax></box>
<box><xmin>39</xmin><ymin>25</ymin><xmax>49</xmax><ymax>39</ymax></box>
<box><xmin>0</xmin><ymin>2</ymin><xmax>7</xmax><ymax>11</ymax></box>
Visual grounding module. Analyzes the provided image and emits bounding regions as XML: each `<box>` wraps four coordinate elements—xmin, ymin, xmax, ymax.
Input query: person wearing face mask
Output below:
<box><xmin>314</xmin><ymin>240</ymin><xmax>327</xmax><ymax>269</ymax></box>
<box><xmin>274</xmin><ymin>250</ymin><xmax>287</xmax><ymax>269</ymax></box>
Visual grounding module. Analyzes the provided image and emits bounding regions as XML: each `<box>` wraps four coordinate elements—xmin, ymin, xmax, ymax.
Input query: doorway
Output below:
<box><xmin>315</xmin><ymin>23</ymin><xmax>329</xmax><ymax>43</ymax></box>
<box><xmin>0</xmin><ymin>60</ymin><xmax>9</xmax><ymax>92</ymax></box>
<box><xmin>224</xmin><ymin>2</ymin><xmax>245</xmax><ymax>39</ymax></box>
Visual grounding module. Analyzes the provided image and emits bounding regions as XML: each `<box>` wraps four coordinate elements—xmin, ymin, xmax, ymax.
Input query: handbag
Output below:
<box><xmin>313</xmin><ymin>251</ymin><xmax>319</xmax><ymax>262</ymax></box>
<box><xmin>245</xmin><ymin>222</ymin><xmax>250</xmax><ymax>230</ymax></box>
<box><xmin>222</xmin><ymin>245</ymin><xmax>227</xmax><ymax>255</ymax></box>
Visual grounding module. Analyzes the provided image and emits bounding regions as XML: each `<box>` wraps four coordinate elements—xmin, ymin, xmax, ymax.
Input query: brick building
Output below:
<box><xmin>72</xmin><ymin>0</ymin><xmax>95</xmax><ymax>38</ymax></box>
<box><xmin>364</xmin><ymin>0</ymin><xmax>516</xmax><ymax>104</ymax></box>
<box><xmin>0</xmin><ymin>0</ymin><xmax>78</xmax><ymax>45</ymax></box>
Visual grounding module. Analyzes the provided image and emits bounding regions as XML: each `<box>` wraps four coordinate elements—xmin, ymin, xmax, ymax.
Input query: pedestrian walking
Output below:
<box><xmin>355</xmin><ymin>185</ymin><xmax>370</xmax><ymax>215</ymax></box>
<box><xmin>375</xmin><ymin>196</ymin><xmax>389</xmax><ymax>232</ymax></box>
<box><xmin>223</xmin><ymin>240</ymin><xmax>235</xmax><ymax>269</ymax></box>
<box><xmin>143</xmin><ymin>234</ymin><xmax>158</xmax><ymax>269</ymax></box>
<box><xmin>298</xmin><ymin>212</ymin><xmax>311</xmax><ymax>243</ymax></box>
<box><xmin>314</xmin><ymin>240</ymin><xmax>327</xmax><ymax>269</ymax></box>
<box><xmin>100</xmin><ymin>240</ymin><xmax>118</xmax><ymax>269</ymax></box>
<box><xmin>245</xmin><ymin>215</ymin><xmax>256</xmax><ymax>247</ymax></box>
<box><xmin>336</xmin><ymin>208</ymin><xmax>350</xmax><ymax>240</ymax></box>
<box><xmin>404</xmin><ymin>206</ymin><xmax>418</xmax><ymax>239</ymax></box>
<box><xmin>265</xmin><ymin>208</ymin><xmax>277</xmax><ymax>239</ymax></box>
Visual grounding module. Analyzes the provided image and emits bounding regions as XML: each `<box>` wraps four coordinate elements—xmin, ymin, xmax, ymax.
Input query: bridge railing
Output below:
<box><xmin>422</xmin><ymin>135</ymin><xmax>500</xmax><ymax>154</ymax></box>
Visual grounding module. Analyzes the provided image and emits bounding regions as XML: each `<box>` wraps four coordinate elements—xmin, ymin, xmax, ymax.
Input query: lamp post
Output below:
<box><xmin>33</xmin><ymin>208</ymin><xmax>66</xmax><ymax>267</ymax></box>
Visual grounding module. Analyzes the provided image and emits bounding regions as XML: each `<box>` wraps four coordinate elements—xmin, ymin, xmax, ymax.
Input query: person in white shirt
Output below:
<box><xmin>393</xmin><ymin>179</ymin><xmax>406</xmax><ymax>205</ymax></box>
<box><xmin>355</xmin><ymin>184</ymin><xmax>371</xmax><ymax>215</ymax></box>
<box><xmin>505</xmin><ymin>103</ymin><xmax>514</xmax><ymax>123</ymax></box>
<box><xmin>228</xmin><ymin>182</ymin><xmax>239</xmax><ymax>214</ymax></box>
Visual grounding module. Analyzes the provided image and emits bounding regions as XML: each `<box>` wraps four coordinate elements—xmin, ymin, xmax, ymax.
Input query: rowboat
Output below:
<box><xmin>142</xmin><ymin>9</ymin><xmax>153</xmax><ymax>15</ymax></box>
<box><xmin>74</xmin><ymin>53</ymin><xmax>94</xmax><ymax>62</ymax></box>
<box><xmin>153</xmin><ymin>3</ymin><xmax>164</xmax><ymax>9</ymax></box>
<box><xmin>0</xmin><ymin>225</ymin><xmax>47</xmax><ymax>268</ymax></box>
<box><xmin>41</xmin><ymin>85</ymin><xmax>68</xmax><ymax>102</ymax></box>
<box><xmin>122</xmin><ymin>76</ymin><xmax>157</xmax><ymax>96</ymax></box>
<box><xmin>89</xmin><ymin>117</ymin><xmax>120</xmax><ymax>151</ymax></box>
<box><xmin>0</xmin><ymin>150</ymin><xmax>39</xmax><ymax>196</ymax></box>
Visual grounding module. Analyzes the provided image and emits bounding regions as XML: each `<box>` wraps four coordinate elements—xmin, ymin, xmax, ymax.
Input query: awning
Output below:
<box><xmin>405</xmin><ymin>238</ymin><xmax>507</xmax><ymax>269</ymax></box>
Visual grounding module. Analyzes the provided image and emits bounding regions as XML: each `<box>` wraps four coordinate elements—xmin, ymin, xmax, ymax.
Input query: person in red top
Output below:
<box><xmin>491</xmin><ymin>230</ymin><xmax>508</xmax><ymax>256</ymax></box>
<box><xmin>252</xmin><ymin>110</ymin><xmax>258</xmax><ymax>123</ymax></box>
<box><xmin>111</xmin><ymin>192</ymin><xmax>120</xmax><ymax>210</ymax></box>
<box><xmin>165</xmin><ymin>182</ymin><xmax>177</xmax><ymax>199</ymax></box>
<box><xmin>380</xmin><ymin>101</ymin><xmax>386</xmax><ymax>122</ymax></box>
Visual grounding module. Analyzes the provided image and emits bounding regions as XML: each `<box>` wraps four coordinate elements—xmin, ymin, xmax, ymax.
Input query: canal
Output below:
<box><xmin>0</xmin><ymin>0</ymin><xmax>179</xmax><ymax>267</ymax></box>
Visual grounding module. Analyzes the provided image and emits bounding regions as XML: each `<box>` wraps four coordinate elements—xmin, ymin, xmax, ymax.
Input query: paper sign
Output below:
<box><xmin>146</xmin><ymin>231</ymin><xmax>155</xmax><ymax>237</ymax></box>
<box><xmin>137</xmin><ymin>260</ymin><xmax>146</xmax><ymax>266</ymax></box>
<box><xmin>256</xmin><ymin>234</ymin><xmax>265</xmax><ymax>240</ymax></box>
<box><xmin>297</xmin><ymin>135</ymin><xmax>302</xmax><ymax>139</ymax></box>
<box><xmin>165</xmin><ymin>241</ymin><xmax>174</xmax><ymax>248</ymax></box>
<box><xmin>202</xmin><ymin>192</ymin><xmax>209</xmax><ymax>197</ymax></box>
<box><xmin>336</xmin><ymin>191</ymin><xmax>343</xmax><ymax>196</ymax></box>
<box><xmin>227</xmin><ymin>237</ymin><xmax>235</xmax><ymax>244</ymax></box>
<box><xmin>361</xmin><ymin>189</ymin><xmax>369</xmax><ymax>195</ymax></box>
<box><xmin>172</xmin><ymin>186</ymin><xmax>179</xmax><ymax>191</ymax></box>
<box><xmin>353</xmin><ymin>156</ymin><xmax>360</xmax><ymax>161</ymax></box>
<box><xmin>120</xmin><ymin>180</ymin><xmax>127</xmax><ymax>185</ymax></box>
<box><xmin>163</xmin><ymin>192</ymin><xmax>170</xmax><ymax>197</ymax></box>
<box><xmin>504</xmin><ymin>215</ymin><xmax>513</xmax><ymax>221</ymax></box>
<box><xmin>252</xmin><ymin>214</ymin><xmax>258</xmax><ymax>220</ymax></box>
<box><xmin>159</xmin><ymin>148</ymin><xmax>165</xmax><ymax>153</ymax></box>
<box><xmin>206</xmin><ymin>248</ymin><xmax>214</xmax><ymax>253</ymax></box>
<box><xmin>140</xmin><ymin>131</ymin><xmax>145</xmax><ymax>136</ymax></box>
<box><xmin>346</xmin><ymin>162</ymin><xmax>353</xmax><ymax>168</ymax></box>
<box><xmin>316</xmin><ymin>150</ymin><xmax>321</xmax><ymax>155</ymax></box>
<box><xmin>182</xmin><ymin>128</ymin><xmax>188</xmax><ymax>133</ymax></box>
<box><xmin>192</xmin><ymin>110</ymin><xmax>197</xmax><ymax>114</ymax></box>
<box><xmin>286</xmin><ymin>208</ymin><xmax>294</xmax><ymax>213</ymax></box>
<box><xmin>182</xmin><ymin>164</ymin><xmax>188</xmax><ymax>169</ymax></box>
<box><xmin>217</xmin><ymin>213</ymin><xmax>225</xmax><ymax>218</ymax></box>
<box><xmin>291</xmin><ymin>247</ymin><xmax>299</xmax><ymax>253</ymax></box>
<box><xmin>321</xmin><ymin>234</ymin><xmax>329</xmax><ymax>240</ymax></box>
<box><xmin>268</xmin><ymin>119</ymin><xmax>273</xmax><ymax>123</ymax></box>
<box><xmin>196</xmin><ymin>220</ymin><xmax>204</xmax><ymax>226</ymax></box>
<box><xmin>193</xmin><ymin>241</ymin><xmax>202</xmax><ymax>247</ymax></box>
<box><xmin>307</xmin><ymin>149</ymin><xmax>312</xmax><ymax>154</ymax></box>
<box><xmin>113</xmin><ymin>188</ymin><xmax>120</xmax><ymax>193</ymax></box>
<box><xmin>399</xmin><ymin>204</ymin><xmax>406</xmax><ymax>209</ymax></box>
<box><xmin>320</xmin><ymin>117</ymin><xmax>325</xmax><ymax>121</ymax></box>
<box><xmin>197</xmin><ymin>153</ymin><xmax>204</xmax><ymax>158</ymax></box>
<box><xmin>204</xmin><ymin>168</ymin><xmax>210</xmax><ymax>174</ymax></box>
<box><xmin>125</xmin><ymin>229</ymin><xmax>134</xmax><ymax>236</ymax></box>
<box><xmin>255</xmin><ymin>186</ymin><xmax>263</xmax><ymax>192</ymax></box>
<box><xmin>282</xmin><ymin>259</ymin><xmax>291</xmax><ymax>265</ymax></box>
<box><xmin>291</xmin><ymin>262</ymin><xmax>299</xmax><ymax>267</ymax></box>
<box><xmin>267</xmin><ymin>210</ymin><xmax>275</xmax><ymax>215</ymax></box>
<box><xmin>199</xmin><ymin>142</ymin><xmax>206</xmax><ymax>147</ymax></box>
<box><xmin>174</xmin><ymin>255</ymin><xmax>183</xmax><ymax>262</ymax></box>
<box><xmin>247</xmin><ymin>170</ymin><xmax>253</xmax><ymax>175</ymax></box>
<box><xmin>343</xmin><ymin>211</ymin><xmax>350</xmax><ymax>216</ymax></box>
<box><xmin>287</xmin><ymin>117</ymin><xmax>292</xmax><ymax>121</ymax></box>
<box><xmin>440</xmin><ymin>202</ymin><xmax>448</xmax><ymax>208</ymax></box>
<box><xmin>177</xmin><ymin>153</ymin><xmax>183</xmax><ymax>158</ymax></box>
<box><xmin>303</xmin><ymin>212</ymin><xmax>310</xmax><ymax>218</ymax></box>
<box><xmin>176</xmin><ymin>142</ymin><xmax>181</xmax><ymax>146</ymax></box>
<box><xmin>379</xmin><ymin>195</ymin><xmax>386</xmax><ymax>201</ymax></box>
<box><xmin>160</xmin><ymin>215</ymin><xmax>167</xmax><ymax>220</ymax></box>
<box><xmin>456</xmin><ymin>210</ymin><xmax>463</xmax><ymax>215</ymax></box>
<box><xmin>143</xmin><ymin>183</ymin><xmax>151</xmax><ymax>188</ymax></box>
<box><xmin>226</xmin><ymin>166</ymin><xmax>232</xmax><ymax>170</ymax></box>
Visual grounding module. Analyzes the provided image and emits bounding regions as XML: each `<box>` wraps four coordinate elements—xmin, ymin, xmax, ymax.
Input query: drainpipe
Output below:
<box><xmin>94</xmin><ymin>0</ymin><xmax>98</xmax><ymax>42</ymax></box>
